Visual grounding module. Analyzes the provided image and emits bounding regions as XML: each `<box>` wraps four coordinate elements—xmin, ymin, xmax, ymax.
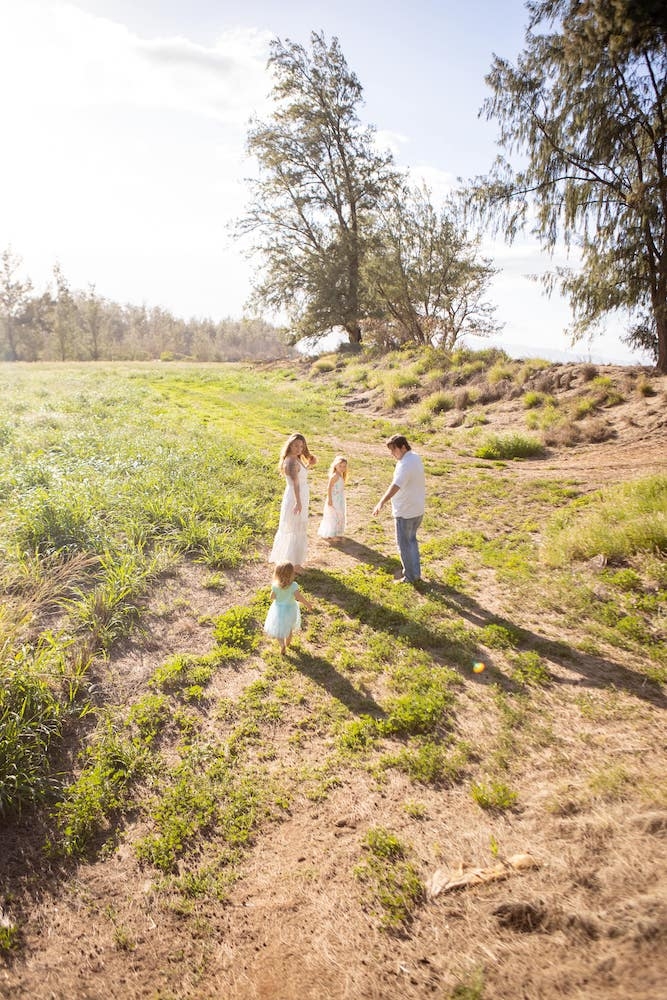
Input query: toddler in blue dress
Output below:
<box><xmin>263</xmin><ymin>562</ymin><xmax>312</xmax><ymax>654</ymax></box>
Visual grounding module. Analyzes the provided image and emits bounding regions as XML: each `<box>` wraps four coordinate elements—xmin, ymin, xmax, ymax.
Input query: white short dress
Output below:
<box><xmin>269</xmin><ymin>462</ymin><xmax>309</xmax><ymax>566</ymax></box>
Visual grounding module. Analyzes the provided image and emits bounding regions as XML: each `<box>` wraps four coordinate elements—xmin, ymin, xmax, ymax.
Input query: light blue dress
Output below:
<box><xmin>263</xmin><ymin>581</ymin><xmax>301</xmax><ymax>639</ymax></box>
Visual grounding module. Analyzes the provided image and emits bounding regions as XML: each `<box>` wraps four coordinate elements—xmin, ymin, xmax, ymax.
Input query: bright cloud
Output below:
<box><xmin>0</xmin><ymin>0</ymin><xmax>273</xmax><ymax>316</ymax></box>
<box><xmin>0</xmin><ymin>1</ymin><xmax>271</xmax><ymax>123</ymax></box>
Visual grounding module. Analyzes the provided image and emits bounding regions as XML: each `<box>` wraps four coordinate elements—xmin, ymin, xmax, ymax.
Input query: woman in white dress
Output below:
<box><xmin>269</xmin><ymin>433</ymin><xmax>317</xmax><ymax>572</ymax></box>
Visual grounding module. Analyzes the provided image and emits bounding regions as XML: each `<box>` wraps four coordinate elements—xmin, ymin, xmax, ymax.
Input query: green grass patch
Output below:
<box><xmin>470</xmin><ymin>780</ymin><xmax>518</xmax><ymax>811</ymax></box>
<box><xmin>354</xmin><ymin>827</ymin><xmax>424</xmax><ymax>929</ymax></box>
<box><xmin>544</xmin><ymin>475</ymin><xmax>667</xmax><ymax>564</ymax></box>
<box><xmin>474</xmin><ymin>434</ymin><xmax>544</xmax><ymax>460</ymax></box>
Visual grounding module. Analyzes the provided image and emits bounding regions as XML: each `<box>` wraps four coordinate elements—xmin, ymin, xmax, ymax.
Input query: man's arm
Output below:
<box><xmin>372</xmin><ymin>483</ymin><xmax>399</xmax><ymax>517</ymax></box>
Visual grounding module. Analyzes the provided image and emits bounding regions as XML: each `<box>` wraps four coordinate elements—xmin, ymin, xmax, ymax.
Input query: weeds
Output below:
<box><xmin>52</xmin><ymin>721</ymin><xmax>148</xmax><ymax>857</ymax></box>
<box><xmin>471</xmin><ymin>780</ymin><xmax>518</xmax><ymax>811</ymax></box>
<box><xmin>474</xmin><ymin>433</ymin><xmax>545</xmax><ymax>460</ymax></box>
<box><xmin>354</xmin><ymin>827</ymin><xmax>424</xmax><ymax>929</ymax></box>
<box><xmin>544</xmin><ymin>474</ymin><xmax>667</xmax><ymax>564</ymax></box>
<box><xmin>0</xmin><ymin>637</ymin><xmax>75</xmax><ymax>815</ymax></box>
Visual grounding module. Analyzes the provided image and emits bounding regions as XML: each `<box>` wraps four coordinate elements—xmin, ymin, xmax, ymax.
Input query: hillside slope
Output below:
<box><xmin>1</xmin><ymin>352</ymin><xmax>666</xmax><ymax>1000</ymax></box>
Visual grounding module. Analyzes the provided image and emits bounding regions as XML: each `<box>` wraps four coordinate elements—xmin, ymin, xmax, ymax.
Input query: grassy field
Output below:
<box><xmin>0</xmin><ymin>353</ymin><xmax>666</xmax><ymax>1000</ymax></box>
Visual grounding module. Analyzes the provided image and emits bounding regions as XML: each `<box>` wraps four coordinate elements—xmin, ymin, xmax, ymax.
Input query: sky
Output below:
<box><xmin>0</xmin><ymin>0</ymin><xmax>653</xmax><ymax>365</ymax></box>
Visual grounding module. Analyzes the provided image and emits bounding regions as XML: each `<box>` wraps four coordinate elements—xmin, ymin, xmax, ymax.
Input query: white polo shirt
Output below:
<box><xmin>390</xmin><ymin>450</ymin><xmax>426</xmax><ymax>518</ymax></box>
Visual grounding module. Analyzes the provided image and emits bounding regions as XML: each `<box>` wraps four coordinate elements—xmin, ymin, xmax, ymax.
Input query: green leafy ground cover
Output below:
<box><xmin>0</xmin><ymin>354</ymin><xmax>666</xmax><ymax>1000</ymax></box>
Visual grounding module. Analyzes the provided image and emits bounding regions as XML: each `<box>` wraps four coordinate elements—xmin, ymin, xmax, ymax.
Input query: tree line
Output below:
<box><xmin>0</xmin><ymin>251</ymin><xmax>289</xmax><ymax>363</ymax></box>
<box><xmin>239</xmin><ymin>0</ymin><xmax>667</xmax><ymax>371</ymax></box>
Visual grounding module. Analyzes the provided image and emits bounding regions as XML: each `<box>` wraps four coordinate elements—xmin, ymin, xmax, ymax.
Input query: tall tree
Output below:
<box><xmin>0</xmin><ymin>247</ymin><xmax>33</xmax><ymax>361</ymax></box>
<box><xmin>240</xmin><ymin>32</ymin><xmax>398</xmax><ymax>344</ymax></box>
<box><xmin>470</xmin><ymin>0</ymin><xmax>667</xmax><ymax>371</ymax></box>
<box><xmin>365</xmin><ymin>186</ymin><xmax>498</xmax><ymax>349</ymax></box>
<box><xmin>78</xmin><ymin>284</ymin><xmax>107</xmax><ymax>361</ymax></box>
<box><xmin>51</xmin><ymin>262</ymin><xmax>78</xmax><ymax>361</ymax></box>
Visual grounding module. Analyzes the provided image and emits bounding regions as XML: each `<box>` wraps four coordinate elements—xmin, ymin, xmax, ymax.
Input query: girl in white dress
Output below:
<box><xmin>318</xmin><ymin>455</ymin><xmax>348</xmax><ymax>542</ymax></box>
<box><xmin>269</xmin><ymin>433</ymin><xmax>317</xmax><ymax>571</ymax></box>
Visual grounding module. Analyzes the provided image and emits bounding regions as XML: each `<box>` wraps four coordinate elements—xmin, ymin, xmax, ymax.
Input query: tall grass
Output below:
<box><xmin>0</xmin><ymin>362</ymin><xmax>337</xmax><ymax>814</ymax></box>
<box><xmin>544</xmin><ymin>475</ymin><xmax>667</xmax><ymax>564</ymax></box>
<box><xmin>0</xmin><ymin>635</ymin><xmax>75</xmax><ymax>815</ymax></box>
<box><xmin>474</xmin><ymin>433</ymin><xmax>545</xmax><ymax>460</ymax></box>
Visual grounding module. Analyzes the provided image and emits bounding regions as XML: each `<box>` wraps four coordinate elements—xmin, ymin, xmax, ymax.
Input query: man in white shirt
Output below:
<box><xmin>372</xmin><ymin>434</ymin><xmax>426</xmax><ymax>584</ymax></box>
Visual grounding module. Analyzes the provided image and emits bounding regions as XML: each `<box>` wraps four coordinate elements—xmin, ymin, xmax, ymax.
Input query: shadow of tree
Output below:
<box><xmin>291</xmin><ymin>647</ymin><xmax>386</xmax><ymax>719</ymax></box>
<box><xmin>300</xmin><ymin>564</ymin><xmax>666</xmax><ymax>708</ymax></box>
<box><xmin>302</xmin><ymin>566</ymin><xmax>523</xmax><ymax>694</ymax></box>
<box><xmin>423</xmin><ymin>580</ymin><xmax>667</xmax><ymax>709</ymax></box>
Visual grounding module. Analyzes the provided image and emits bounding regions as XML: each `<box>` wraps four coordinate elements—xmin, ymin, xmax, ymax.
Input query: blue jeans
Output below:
<box><xmin>394</xmin><ymin>515</ymin><xmax>423</xmax><ymax>582</ymax></box>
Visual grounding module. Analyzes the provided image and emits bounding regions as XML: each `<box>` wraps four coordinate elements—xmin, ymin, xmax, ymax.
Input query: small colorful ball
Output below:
<box><xmin>472</xmin><ymin>661</ymin><xmax>486</xmax><ymax>674</ymax></box>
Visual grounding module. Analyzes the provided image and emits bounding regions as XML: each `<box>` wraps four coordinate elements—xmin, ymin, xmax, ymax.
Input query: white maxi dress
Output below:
<box><xmin>269</xmin><ymin>462</ymin><xmax>309</xmax><ymax>567</ymax></box>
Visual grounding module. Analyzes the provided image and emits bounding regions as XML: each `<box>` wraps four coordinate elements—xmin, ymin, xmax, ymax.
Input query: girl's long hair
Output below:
<box><xmin>273</xmin><ymin>562</ymin><xmax>295</xmax><ymax>588</ymax></box>
<box><xmin>329</xmin><ymin>454</ymin><xmax>348</xmax><ymax>481</ymax></box>
<box><xmin>278</xmin><ymin>433</ymin><xmax>313</xmax><ymax>472</ymax></box>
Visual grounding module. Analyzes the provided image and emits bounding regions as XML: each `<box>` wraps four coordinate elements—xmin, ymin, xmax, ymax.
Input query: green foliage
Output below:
<box><xmin>126</xmin><ymin>694</ymin><xmax>170</xmax><ymax>745</ymax></box>
<box><xmin>636</xmin><ymin>373</ymin><xmax>657</xmax><ymax>396</ymax></box>
<box><xmin>471</xmin><ymin>0</ymin><xmax>667</xmax><ymax>368</ymax></box>
<box><xmin>151</xmin><ymin>655</ymin><xmax>215</xmax><ymax>694</ymax></box>
<box><xmin>0</xmin><ymin>918</ymin><xmax>20</xmax><ymax>956</ymax></box>
<box><xmin>241</xmin><ymin>33</ymin><xmax>398</xmax><ymax>343</ymax></box>
<box><xmin>136</xmin><ymin>752</ymin><xmax>271</xmax><ymax>873</ymax></box>
<box><xmin>53</xmin><ymin>723</ymin><xmax>148</xmax><ymax>857</ymax></box>
<box><xmin>450</xmin><ymin>969</ymin><xmax>485</xmax><ymax>1000</ymax></box>
<box><xmin>382</xmin><ymin>662</ymin><xmax>457</xmax><ymax>737</ymax></box>
<box><xmin>383</xmin><ymin>739</ymin><xmax>470</xmax><ymax>786</ymax></box>
<box><xmin>66</xmin><ymin>550</ymin><xmax>151</xmax><ymax>652</ymax></box>
<box><xmin>339</xmin><ymin>715</ymin><xmax>381</xmax><ymax>752</ymax></box>
<box><xmin>0</xmin><ymin>641</ymin><xmax>70</xmax><ymax>815</ymax></box>
<box><xmin>354</xmin><ymin>827</ymin><xmax>424</xmax><ymax>929</ymax></box>
<box><xmin>418</xmin><ymin>390</ymin><xmax>456</xmax><ymax>417</ymax></box>
<box><xmin>403</xmin><ymin>800</ymin><xmax>427</xmax><ymax>819</ymax></box>
<box><xmin>487</xmin><ymin>362</ymin><xmax>514</xmax><ymax>385</ymax></box>
<box><xmin>604</xmin><ymin>568</ymin><xmax>643</xmax><ymax>592</ymax></box>
<box><xmin>471</xmin><ymin>780</ymin><xmax>518</xmax><ymax>812</ymax></box>
<box><xmin>544</xmin><ymin>475</ymin><xmax>667</xmax><ymax>564</ymax></box>
<box><xmin>135</xmin><ymin>767</ymin><xmax>218</xmax><ymax>872</ymax></box>
<box><xmin>511</xmin><ymin>650</ymin><xmax>551</xmax><ymax>686</ymax></box>
<box><xmin>13</xmin><ymin>492</ymin><xmax>102</xmax><ymax>557</ymax></box>
<box><xmin>213</xmin><ymin>605</ymin><xmax>259</xmax><ymax>653</ymax></box>
<box><xmin>474</xmin><ymin>433</ymin><xmax>544</xmax><ymax>460</ymax></box>
<box><xmin>523</xmin><ymin>390</ymin><xmax>555</xmax><ymax>408</ymax></box>
<box><xmin>478</xmin><ymin>623</ymin><xmax>521</xmax><ymax>649</ymax></box>
<box><xmin>365</xmin><ymin>185</ymin><xmax>498</xmax><ymax>350</ymax></box>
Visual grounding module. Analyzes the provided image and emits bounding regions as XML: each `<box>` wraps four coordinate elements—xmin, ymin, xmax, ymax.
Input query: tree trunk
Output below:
<box><xmin>5</xmin><ymin>317</ymin><xmax>17</xmax><ymax>361</ymax></box>
<box><xmin>345</xmin><ymin>323</ymin><xmax>362</xmax><ymax>344</ymax></box>
<box><xmin>656</xmin><ymin>313</ymin><xmax>667</xmax><ymax>373</ymax></box>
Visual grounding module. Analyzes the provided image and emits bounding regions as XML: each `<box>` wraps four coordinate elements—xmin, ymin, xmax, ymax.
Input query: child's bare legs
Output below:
<box><xmin>279</xmin><ymin>630</ymin><xmax>293</xmax><ymax>656</ymax></box>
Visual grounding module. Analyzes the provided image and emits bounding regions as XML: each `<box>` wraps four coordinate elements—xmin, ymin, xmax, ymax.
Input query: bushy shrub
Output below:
<box><xmin>475</xmin><ymin>434</ymin><xmax>545</xmax><ymax>460</ymax></box>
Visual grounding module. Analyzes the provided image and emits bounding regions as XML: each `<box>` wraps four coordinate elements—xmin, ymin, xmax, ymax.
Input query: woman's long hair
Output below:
<box><xmin>278</xmin><ymin>433</ymin><xmax>313</xmax><ymax>472</ymax></box>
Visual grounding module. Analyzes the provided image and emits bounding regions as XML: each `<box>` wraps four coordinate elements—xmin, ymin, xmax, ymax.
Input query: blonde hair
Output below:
<box><xmin>273</xmin><ymin>562</ymin><xmax>295</xmax><ymax>588</ymax></box>
<box><xmin>329</xmin><ymin>454</ymin><xmax>348</xmax><ymax>481</ymax></box>
<box><xmin>278</xmin><ymin>433</ymin><xmax>314</xmax><ymax>473</ymax></box>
